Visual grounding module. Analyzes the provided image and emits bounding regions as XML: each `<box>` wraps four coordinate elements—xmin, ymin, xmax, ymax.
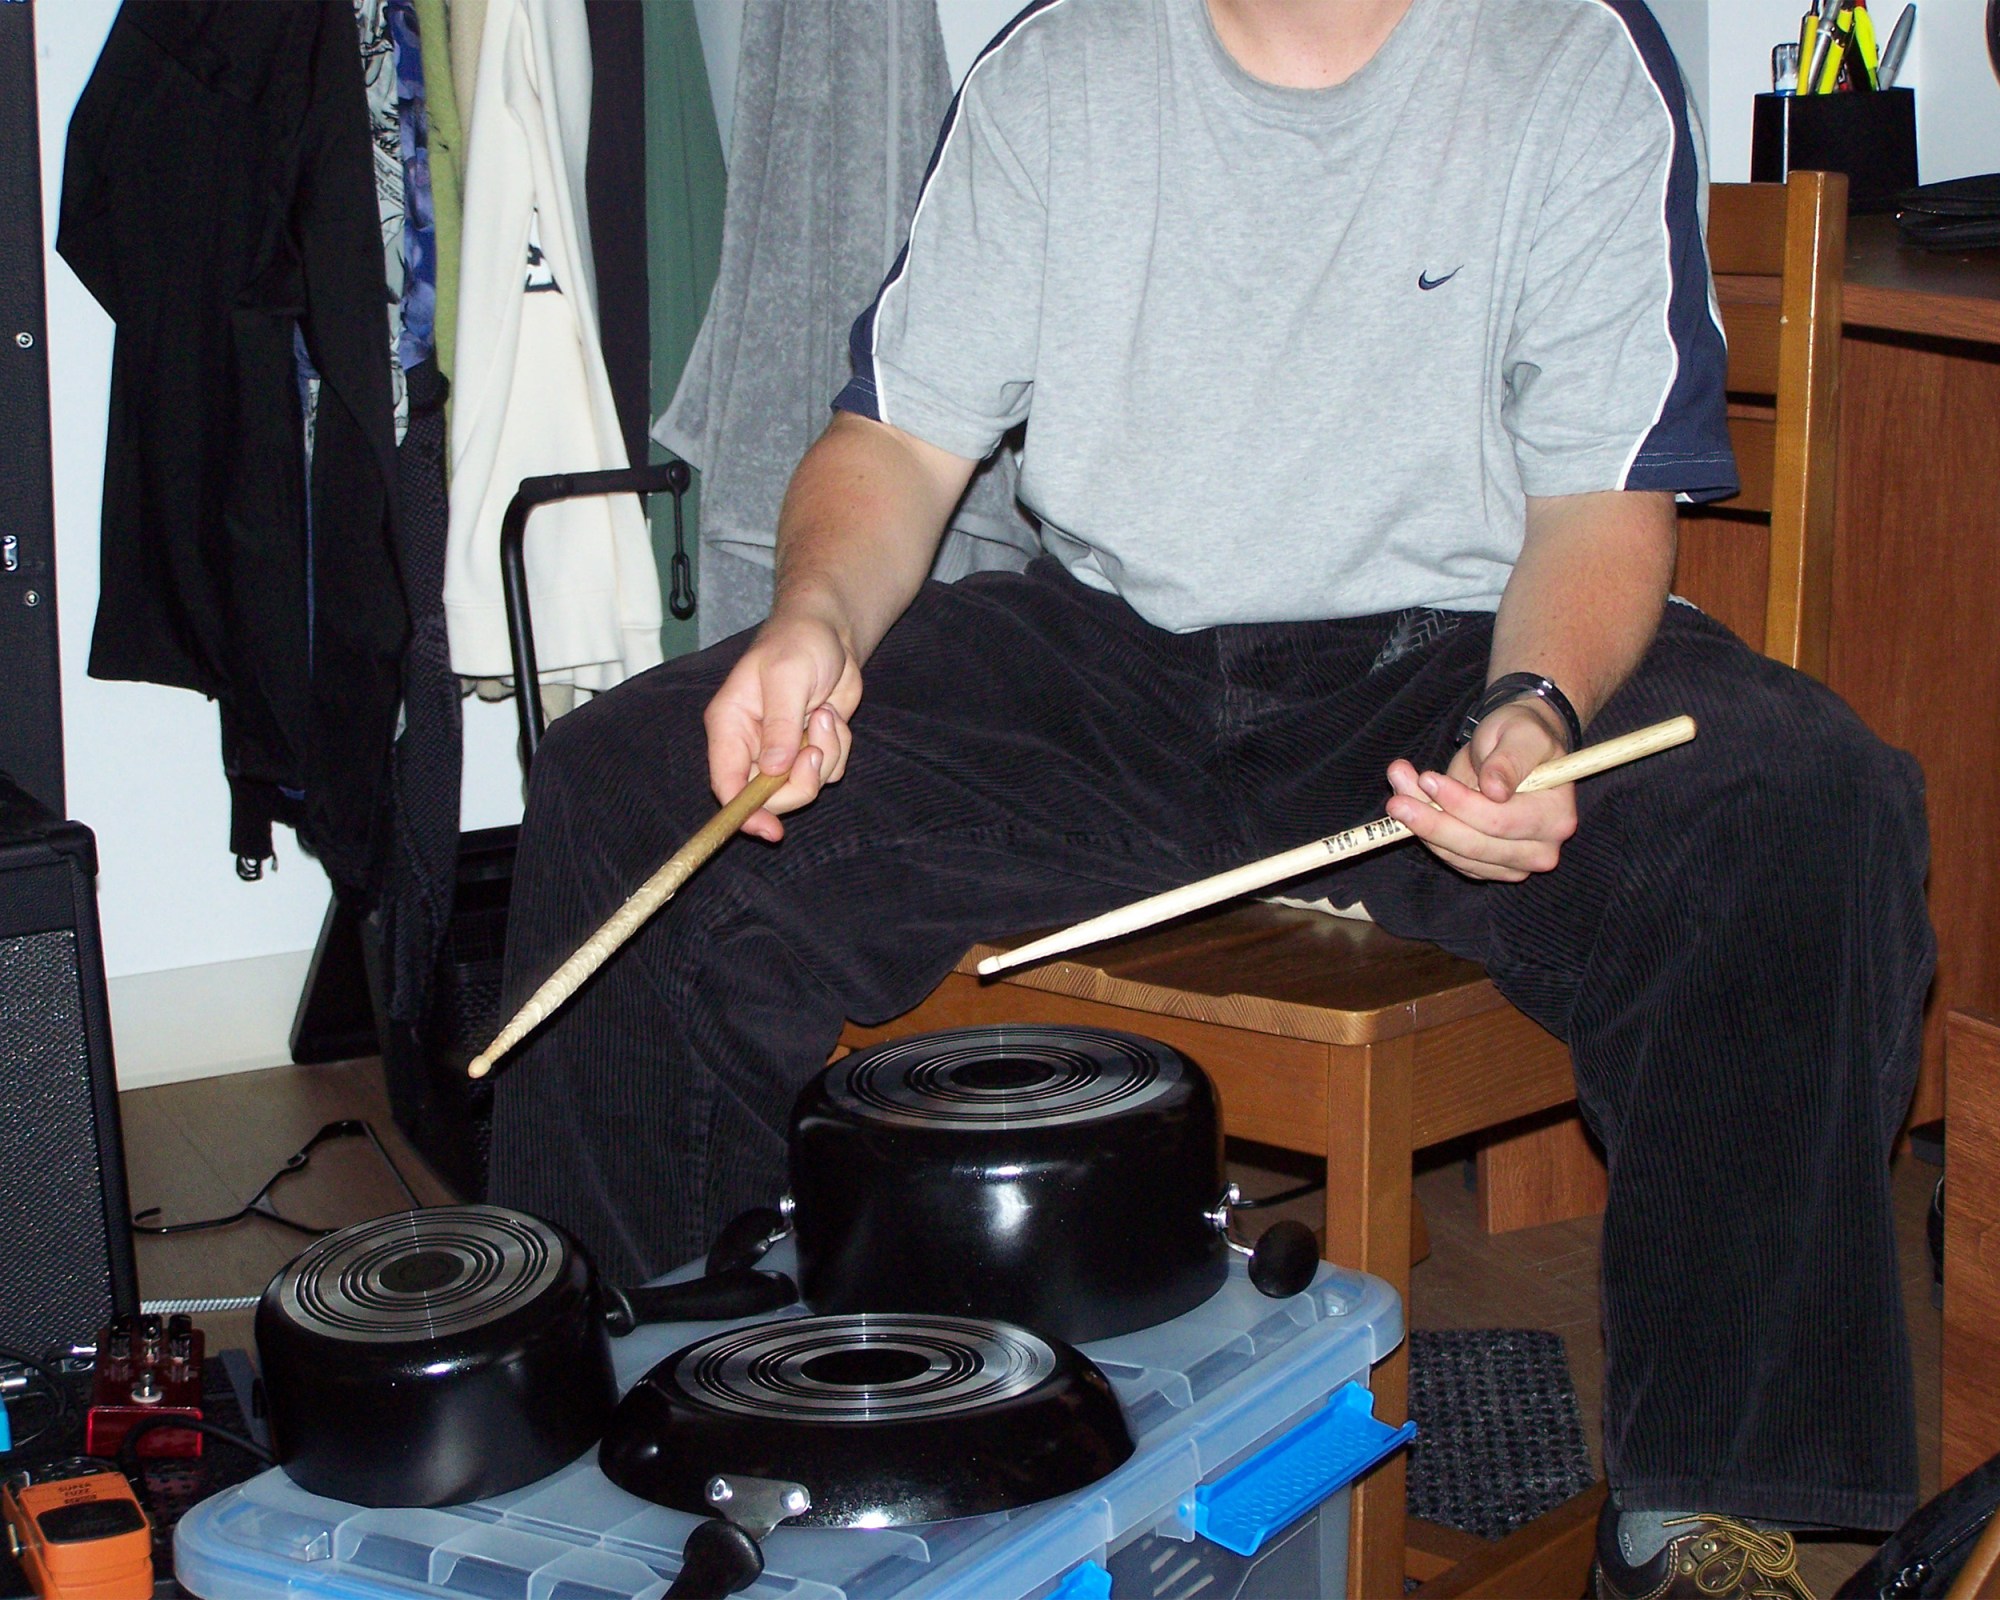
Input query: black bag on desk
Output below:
<box><xmin>1896</xmin><ymin>174</ymin><xmax>2000</xmax><ymax>251</ymax></box>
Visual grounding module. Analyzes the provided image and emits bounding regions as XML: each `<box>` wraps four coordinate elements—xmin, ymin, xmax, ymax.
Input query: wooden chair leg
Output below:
<box><xmin>1323</xmin><ymin>1037</ymin><xmax>1415</xmax><ymax>1600</ymax></box>
<box><xmin>1477</xmin><ymin>1108</ymin><xmax>1608</xmax><ymax>1234</ymax></box>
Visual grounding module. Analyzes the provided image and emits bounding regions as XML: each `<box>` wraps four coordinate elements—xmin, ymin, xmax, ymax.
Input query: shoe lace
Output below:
<box><xmin>1663</xmin><ymin>1516</ymin><xmax>1816</xmax><ymax>1600</ymax></box>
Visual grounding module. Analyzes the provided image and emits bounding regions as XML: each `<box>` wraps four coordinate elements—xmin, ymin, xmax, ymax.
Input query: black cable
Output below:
<box><xmin>116</xmin><ymin>1416</ymin><xmax>277</xmax><ymax>1529</ymax></box>
<box><xmin>1230</xmin><ymin>1177</ymin><xmax>1327</xmax><ymax>1210</ymax></box>
<box><xmin>130</xmin><ymin>1118</ymin><xmax>425</xmax><ymax>1237</ymax></box>
<box><xmin>0</xmin><ymin>1342</ymin><xmax>79</xmax><ymax>1456</ymax></box>
<box><xmin>115</xmin><ymin>1415</ymin><xmax>274</xmax><ymax>1473</ymax></box>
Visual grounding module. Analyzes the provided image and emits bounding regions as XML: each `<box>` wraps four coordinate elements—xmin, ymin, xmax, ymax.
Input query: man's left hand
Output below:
<box><xmin>1384</xmin><ymin>700</ymin><xmax>1578</xmax><ymax>882</ymax></box>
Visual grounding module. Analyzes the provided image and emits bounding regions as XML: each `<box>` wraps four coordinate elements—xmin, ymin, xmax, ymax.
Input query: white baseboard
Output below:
<box><xmin>107</xmin><ymin>949</ymin><xmax>319</xmax><ymax>1090</ymax></box>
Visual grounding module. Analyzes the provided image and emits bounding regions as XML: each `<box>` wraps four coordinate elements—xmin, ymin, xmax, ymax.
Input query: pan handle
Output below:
<box><xmin>663</xmin><ymin>1519</ymin><xmax>763</xmax><ymax>1600</ymax></box>
<box><xmin>706</xmin><ymin>1204</ymin><xmax>792</xmax><ymax>1277</ymax></box>
<box><xmin>1208</xmin><ymin>1187</ymin><xmax>1320</xmax><ymax>1301</ymax></box>
<box><xmin>602</xmin><ymin>1269</ymin><xmax>799</xmax><ymax>1335</ymax></box>
<box><xmin>664</xmin><ymin>1477</ymin><xmax>811</xmax><ymax>1600</ymax></box>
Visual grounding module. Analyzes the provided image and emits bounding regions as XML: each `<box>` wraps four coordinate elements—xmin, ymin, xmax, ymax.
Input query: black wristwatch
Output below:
<box><xmin>1457</xmin><ymin>673</ymin><xmax>1582</xmax><ymax>753</ymax></box>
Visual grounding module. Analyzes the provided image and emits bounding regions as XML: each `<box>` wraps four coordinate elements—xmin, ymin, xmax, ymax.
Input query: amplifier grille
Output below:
<box><xmin>0</xmin><ymin>928</ymin><xmax>117</xmax><ymax>1353</ymax></box>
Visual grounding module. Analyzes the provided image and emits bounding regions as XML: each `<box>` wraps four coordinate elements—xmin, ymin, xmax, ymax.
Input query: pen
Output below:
<box><xmin>1814</xmin><ymin>9</ymin><xmax>1851</xmax><ymax>91</ymax></box>
<box><xmin>1852</xmin><ymin>1</ymin><xmax>1881</xmax><ymax>88</ymax></box>
<box><xmin>1804</xmin><ymin>0</ymin><xmax>1841</xmax><ymax>92</ymax></box>
<box><xmin>1878</xmin><ymin>2</ymin><xmax>1915</xmax><ymax>87</ymax></box>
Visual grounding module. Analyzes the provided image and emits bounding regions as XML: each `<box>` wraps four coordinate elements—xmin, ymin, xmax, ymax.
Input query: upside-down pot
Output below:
<box><xmin>785</xmin><ymin>1023</ymin><xmax>1310</xmax><ymax>1342</ymax></box>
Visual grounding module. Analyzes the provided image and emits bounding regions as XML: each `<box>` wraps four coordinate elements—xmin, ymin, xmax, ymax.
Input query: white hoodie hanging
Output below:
<box><xmin>445</xmin><ymin>0</ymin><xmax>662</xmax><ymax>692</ymax></box>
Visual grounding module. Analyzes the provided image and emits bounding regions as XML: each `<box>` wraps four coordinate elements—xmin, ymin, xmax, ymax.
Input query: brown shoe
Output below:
<box><xmin>1593</xmin><ymin>1513</ymin><xmax>1817</xmax><ymax>1600</ymax></box>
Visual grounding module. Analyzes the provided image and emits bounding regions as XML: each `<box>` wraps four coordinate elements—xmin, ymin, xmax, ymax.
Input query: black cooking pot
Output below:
<box><xmin>256</xmin><ymin>1206</ymin><xmax>797</xmax><ymax>1507</ymax></box>
<box><xmin>789</xmin><ymin>1025</ymin><xmax>1273</xmax><ymax>1341</ymax></box>
<box><xmin>713</xmin><ymin>1027</ymin><xmax>1315</xmax><ymax>1342</ymax></box>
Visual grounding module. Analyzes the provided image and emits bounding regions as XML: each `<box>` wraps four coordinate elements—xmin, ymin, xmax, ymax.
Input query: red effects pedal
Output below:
<box><xmin>83</xmin><ymin>1315</ymin><xmax>202</xmax><ymax>1459</ymax></box>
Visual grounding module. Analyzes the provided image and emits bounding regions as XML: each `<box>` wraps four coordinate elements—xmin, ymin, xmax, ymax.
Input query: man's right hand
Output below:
<box><xmin>705</xmin><ymin>610</ymin><xmax>863</xmax><ymax>842</ymax></box>
<box><xmin>698</xmin><ymin>412</ymin><xmax>979</xmax><ymax>840</ymax></box>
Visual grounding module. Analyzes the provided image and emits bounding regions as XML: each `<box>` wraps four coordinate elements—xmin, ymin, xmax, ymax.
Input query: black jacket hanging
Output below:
<box><xmin>59</xmin><ymin>0</ymin><xmax>406</xmax><ymax>898</ymax></box>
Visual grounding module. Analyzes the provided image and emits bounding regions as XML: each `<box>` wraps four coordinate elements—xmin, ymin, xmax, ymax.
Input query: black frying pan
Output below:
<box><xmin>601</xmin><ymin>1310</ymin><xmax>1136</xmax><ymax>1599</ymax></box>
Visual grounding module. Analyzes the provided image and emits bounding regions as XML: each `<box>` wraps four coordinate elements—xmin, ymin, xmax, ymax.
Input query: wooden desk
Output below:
<box><xmin>1844</xmin><ymin>214</ymin><xmax>2000</xmax><ymax>343</ymax></box>
<box><xmin>1832</xmin><ymin>217</ymin><xmax>2000</xmax><ymax>1125</ymax></box>
<box><xmin>1697</xmin><ymin>219</ymin><xmax>2000</xmax><ymax>1125</ymax></box>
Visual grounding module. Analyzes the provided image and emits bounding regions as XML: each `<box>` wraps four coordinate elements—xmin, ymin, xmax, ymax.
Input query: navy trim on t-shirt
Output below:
<box><xmin>834</xmin><ymin>0</ymin><xmax>1068</xmax><ymax>427</ymax></box>
<box><xmin>1591</xmin><ymin>0</ymin><xmax>1739</xmax><ymax>503</ymax></box>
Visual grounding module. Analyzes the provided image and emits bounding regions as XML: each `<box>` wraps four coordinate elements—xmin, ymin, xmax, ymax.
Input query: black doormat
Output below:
<box><xmin>1406</xmin><ymin>1328</ymin><xmax>1596</xmax><ymax>1540</ymax></box>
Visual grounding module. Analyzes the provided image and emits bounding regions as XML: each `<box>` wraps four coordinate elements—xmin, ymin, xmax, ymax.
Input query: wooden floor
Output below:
<box><xmin>123</xmin><ymin>1060</ymin><xmax>1943</xmax><ymax>1597</ymax></box>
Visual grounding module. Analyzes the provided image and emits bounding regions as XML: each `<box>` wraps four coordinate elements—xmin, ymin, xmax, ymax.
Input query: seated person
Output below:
<box><xmin>488</xmin><ymin>1</ymin><xmax>1934</xmax><ymax>1594</ymax></box>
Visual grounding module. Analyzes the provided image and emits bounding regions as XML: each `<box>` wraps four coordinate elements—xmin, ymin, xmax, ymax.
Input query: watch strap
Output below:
<box><xmin>1457</xmin><ymin>673</ymin><xmax>1583</xmax><ymax>753</ymax></box>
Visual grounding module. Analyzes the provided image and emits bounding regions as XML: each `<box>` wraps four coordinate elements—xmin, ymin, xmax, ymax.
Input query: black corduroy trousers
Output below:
<box><xmin>488</xmin><ymin>559</ymin><xmax>1933</xmax><ymax>1531</ymax></box>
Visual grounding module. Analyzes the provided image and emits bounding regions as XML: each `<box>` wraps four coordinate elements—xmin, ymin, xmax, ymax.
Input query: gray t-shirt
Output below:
<box><xmin>833</xmin><ymin>0</ymin><xmax>1735</xmax><ymax>631</ymax></box>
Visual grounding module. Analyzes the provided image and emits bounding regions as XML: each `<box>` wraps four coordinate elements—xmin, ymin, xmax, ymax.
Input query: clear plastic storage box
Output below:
<box><xmin>175</xmin><ymin>1246</ymin><xmax>1409</xmax><ymax>1600</ymax></box>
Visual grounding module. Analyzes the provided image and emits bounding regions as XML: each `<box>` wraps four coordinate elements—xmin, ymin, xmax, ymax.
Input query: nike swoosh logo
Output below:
<box><xmin>1418</xmin><ymin>268</ymin><xmax>1461</xmax><ymax>291</ymax></box>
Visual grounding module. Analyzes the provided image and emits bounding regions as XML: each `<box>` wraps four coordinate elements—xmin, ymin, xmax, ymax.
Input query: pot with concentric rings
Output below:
<box><xmin>254</xmin><ymin>1203</ymin><xmax>800</xmax><ymax>1507</ymax></box>
<box><xmin>777</xmin><ymin>1023</ymin><xmax>1318</xmax><ymax>1343</ymax></box>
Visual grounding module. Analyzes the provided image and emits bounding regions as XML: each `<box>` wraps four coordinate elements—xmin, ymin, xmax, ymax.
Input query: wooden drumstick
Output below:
<box><xmin>977</xmin><ymin>714</ymin><xmax>1697</xmax><ymax>978</ymax></box>
<box><xmin>466</xmin><ymin>769</ymin><xmax>789</xmax><ymax>1079</ymax></box>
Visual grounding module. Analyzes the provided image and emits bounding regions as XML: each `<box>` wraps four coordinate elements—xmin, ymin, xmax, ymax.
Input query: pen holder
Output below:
<box><xmin>1751</xmin><ymin>88</ymin><xmax>1917</xmax><ymax>213</ymax></box>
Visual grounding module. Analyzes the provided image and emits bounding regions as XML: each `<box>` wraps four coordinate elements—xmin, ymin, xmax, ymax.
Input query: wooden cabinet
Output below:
<box><xmin>1828</xmin><ymin>219</ymin><xmax>2000</xmax><ymax>1125</ymax></box>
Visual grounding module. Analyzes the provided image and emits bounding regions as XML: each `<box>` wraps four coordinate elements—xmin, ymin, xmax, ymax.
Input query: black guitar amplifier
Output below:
<box><xmin>0</xmin><ymin>774</ymin><xmax>139</xmax><ymax>1356</ymax></box>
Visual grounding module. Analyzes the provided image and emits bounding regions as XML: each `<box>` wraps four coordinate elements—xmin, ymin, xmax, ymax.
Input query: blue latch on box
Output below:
<box><xmin>1190</xmin><ymin>1382</ymin><xmax>1417</xmax><ymax>1558</ymax></box>
<box><xmin>1046</xmin><ymin>1559</ymin><xmax>1113</xmax><ymax>1600</ymax></box>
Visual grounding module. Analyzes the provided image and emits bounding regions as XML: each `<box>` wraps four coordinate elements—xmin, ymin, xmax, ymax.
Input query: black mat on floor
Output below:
<box><xmin>1406</xmin><ymin>1328</ymin><xmax>1596</xmax><ymax>1540</ymax></box>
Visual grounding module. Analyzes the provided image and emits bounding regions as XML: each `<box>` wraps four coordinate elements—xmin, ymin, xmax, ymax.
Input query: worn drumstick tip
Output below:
<box><xmin>466</xmin><ymin>767</ymin><xmax>791</xmax><ymax>1079</ymax></box>
<box><xmin>976</xmin><ymin>714</ymin><xmax>1697</xmax><ymax>978</ymax></box>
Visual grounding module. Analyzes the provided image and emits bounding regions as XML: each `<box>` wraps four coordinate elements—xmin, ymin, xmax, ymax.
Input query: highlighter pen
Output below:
<box><xmin>1852</xmin><ymin>1</ymin><xmax>1881</xmax><ymax>88</ymax></box>
<box><xmin>1804</xmin><ymin>0</ymin><xmax>1842</xmax><ymax>92</ymax></box>
<box><xmin>1878</xmin><ymin>2</ymin><xmax>1915</xmax><ymax>87</ymax></box>
<box><xmin>1815</xmin><ymin>9</ymin><xmax>1852</xmax><ymax>91</ymax></box>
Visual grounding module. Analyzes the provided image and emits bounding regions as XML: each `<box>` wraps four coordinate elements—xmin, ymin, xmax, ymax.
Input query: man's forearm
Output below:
<box><xmin>771</xmin><ymin>413</ymin><xmax>977</xmax><ymax>663</ymax></box>
<box><xmin>1490</xmin><ymin>490</ymin><xmax>1678</xmax><ymax>732</ymax></box>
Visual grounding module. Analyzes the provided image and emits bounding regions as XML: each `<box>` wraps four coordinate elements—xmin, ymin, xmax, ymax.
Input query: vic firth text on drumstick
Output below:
<box><xmin>976</xmin><ymin>715</ymin><xmax>1697</xmax><ymax>978</ymax></box>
